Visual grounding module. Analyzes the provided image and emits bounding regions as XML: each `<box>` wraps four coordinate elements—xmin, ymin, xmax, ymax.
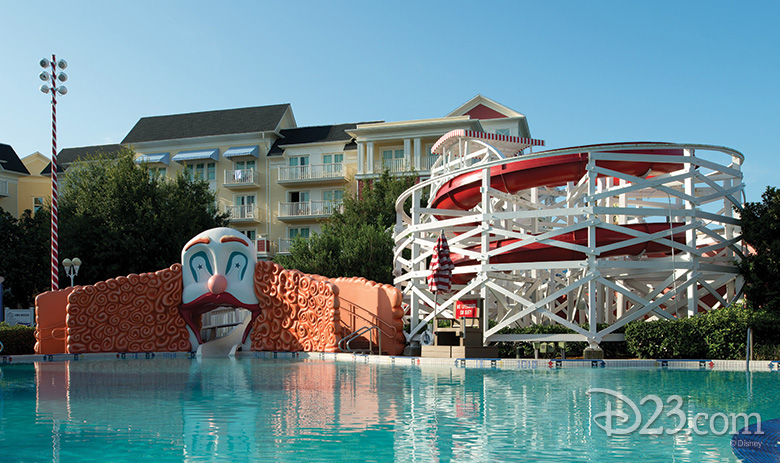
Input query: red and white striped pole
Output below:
<box><xmin>39</xmin><ymin>55</ymin><xmax>67</xmax><ymax>291</ymax></box>
<box><xmin>49</xmin><ymin>54</ymin><xmax>59</xmax><ymax>291</ymax></box>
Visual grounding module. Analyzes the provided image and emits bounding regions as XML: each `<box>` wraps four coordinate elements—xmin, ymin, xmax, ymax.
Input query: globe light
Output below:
<box><xmin>63</xmin><ymin>258</ymin><xmax>72</xmax><ymax>268</ymax></box>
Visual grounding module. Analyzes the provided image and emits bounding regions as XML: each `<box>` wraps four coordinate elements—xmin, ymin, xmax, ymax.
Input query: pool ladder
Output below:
<box><xmin>339</xmin><ymin>325</ymin><xmax>384</xmax><ymax>355</ymax></box>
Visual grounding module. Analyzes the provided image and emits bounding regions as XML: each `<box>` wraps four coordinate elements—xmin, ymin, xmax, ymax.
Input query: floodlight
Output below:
<box><xmin>57</xmin><ymin>59</ymin><xmax>68</xmax><ymax>70</ymax></box>
<box><xmin>57</xmin><ymin>72</ymin><xmax>68</xmax><ymax>82</ymax></box>
<box><xmin>39</xmin><ymin>58</ymin><xmax>51</xmax><ymax>68</ymax></box>
<box><xmin>39</xmin><ymin>84</ymin><xmax>50</xmax><ymax>94</ymax></box>
<box><xmin>39</xmin><ymin>71</ymin><xmax>50</xmax><ymax>81</ymax></box>
<box><xmin>56</xmin><ymin>86</ymin><xmax>68</xmax><ymax>95</ymax></box>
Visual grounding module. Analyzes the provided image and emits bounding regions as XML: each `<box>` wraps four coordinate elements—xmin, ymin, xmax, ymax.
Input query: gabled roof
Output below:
<box><xmin>0</xmin><ymin>143</ymin><xmax>30</xmax><ymax>175</ymax></box>
<box><xmin>268</xmin><ymin>122</ymin><xmax>379</xmax><ymax>156</ymax></box>
<box><xmin>447</xmin><ymin>94</ymin><xmax>525</xmax><ymax>119</ymax></box>
<box><xmin>41</xmin><ymin>144</ymin><xmax>125</xmax><ymax>174</ymax></box>
<box><xmin>122</xmin><ymin>104</ymin><xmax>292</xmax><ymax>144</ymax></box>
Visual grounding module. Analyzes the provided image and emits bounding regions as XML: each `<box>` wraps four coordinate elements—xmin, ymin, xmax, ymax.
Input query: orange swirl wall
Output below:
<box><xmin>66</xmin><ymin>264</ymin><xmax>190</xmax><ymax>354</ymax></box>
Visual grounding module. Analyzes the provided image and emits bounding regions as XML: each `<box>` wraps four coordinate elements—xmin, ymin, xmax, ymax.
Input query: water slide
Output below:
<box><xmin>195</xmin><ymin>317</ymin><xmax>251</xmax><ymax>357</ymax></box>
<box><xmin>429</xmin><ymin>143</ymin><xmax>686</xmax><ymax>281</ymax></box>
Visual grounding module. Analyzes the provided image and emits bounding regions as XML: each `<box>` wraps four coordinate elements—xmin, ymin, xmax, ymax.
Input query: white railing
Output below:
<box><xmin>421</xmin><ymin>155</ymin><xmax>438</xmax><ymax>171</ymax></box>
<box><xmin>0</xmin><ymin>180</ymin><xmax>8</xmax><ymax>196</ymax></box>
<box><xmin>278</xmin><ymin>163</ymin><xmax>344</xmax><ymax>182</ymax></box>
<box><xmin>224</xmin><ymin>168</ymin><xmax>259</xmax><ymax>186</ymax></box>
<box><xmin>374</xmin><ymin>158</ymin><xmax>409</xmax><ymax>173</ymax></box>
<box><xmin>278</xmin><ymin>200</ymin><xmax>343</xmax><ymax>218</ymax></box>
<box><xmin>225</xmin><ymin>204</ymin><xmax>259</xmax><ymax>220</ymax></box>
<box><xmin>278</xmin><ymin>238</ymin><xmax>306</xmax><ymax>254</ymax></box>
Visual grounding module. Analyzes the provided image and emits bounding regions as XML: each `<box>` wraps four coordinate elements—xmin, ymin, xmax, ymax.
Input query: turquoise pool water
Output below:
<box><xmin>0</xmin><ymin>358</ymin><xmax>775</xmax><ymax>462</ymax></box>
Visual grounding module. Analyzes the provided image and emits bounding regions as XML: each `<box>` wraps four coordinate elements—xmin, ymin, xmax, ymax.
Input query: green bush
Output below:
<box><xmin>0</xmin><ymin>322</ymin><xmax>36</xmax><ymax>355</ymax></box>
<box><xmin>625</xmin><ymin>303</ymin><xmax>780</xmax><ymax>360</ymax></box>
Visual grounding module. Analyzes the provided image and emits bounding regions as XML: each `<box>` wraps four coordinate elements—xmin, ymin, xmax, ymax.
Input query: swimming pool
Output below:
<box><xmin>0</xmin><ymin>357</ymin><xmax>774</xmax><ymax>462</ymax></box>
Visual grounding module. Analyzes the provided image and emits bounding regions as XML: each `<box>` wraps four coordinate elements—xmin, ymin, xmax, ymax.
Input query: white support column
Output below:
<box><xmin>587</xmin><ymin>155</ymin><xmax>598</xmax><ymax>348</ymax></box>
<box><xmin>413</xmin><ymin>138</ymin><xmax>421</xmax><ymax>170</ymax></box>
<box><xmin>409</xmin><ymin>187</ymin><xmax>422</xmax><ymax>339</ymax></box>
<box><xmin>684</xmin><ymin>148</ymin><xmax>699</xmax><ymax>318</ymax></box>
<box><xmin>403</xmin><ymin>138</ymin><xmax>411</xmax><ymax>171</ymax></box>
<box><xmin>480</xmin><ymin>165</ymin><xmax>491</xmax><ymax>345</ymax></box>
<box><xmin>367</xmin><ymin>141</ymin><xmax>375</xmax><ymax>175</ymax></box>
<box><xmin>357</xmin><ymin>142</ymin><xmax>365</xmax><ymax>175</ymax></box>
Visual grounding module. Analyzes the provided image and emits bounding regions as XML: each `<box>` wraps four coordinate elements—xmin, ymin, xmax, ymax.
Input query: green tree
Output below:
<box><xmin>58</xmin><ymin>148</ymin><xmax>230</xmax><ymax>285</ymax></box>
<box><xmin>740</xmin><ymin>186</ymin><xmax>780</xmax><ymax>312</ymax></box>
<box><xmin>0</xmin><ymin>207</ymin><xmax>50</xmax><ymax>308</ymax></box>
<box><xmin>276</xmin><ymin>170</ymin><xmax>419</xmax><ymax>284</ymax></box>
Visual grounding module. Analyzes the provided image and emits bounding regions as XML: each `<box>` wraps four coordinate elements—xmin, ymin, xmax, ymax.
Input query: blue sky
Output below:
<box><xmin>2</xmin><ymin>1</ymin><xmax>778</xmax><ymax>202</ymax></box>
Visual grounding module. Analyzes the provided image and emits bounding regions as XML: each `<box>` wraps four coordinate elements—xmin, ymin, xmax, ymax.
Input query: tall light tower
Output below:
<box><xmin>39</xmin><ymin>56</ymin><xmax>68</xmax><ymax>291</ymax></box>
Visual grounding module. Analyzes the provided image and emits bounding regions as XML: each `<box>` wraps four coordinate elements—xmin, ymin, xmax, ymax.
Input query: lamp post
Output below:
<box><xmin>62</xmin><ymin>258</ymin><xmax>81</xmax><ymax>287</ymax></box>
<box><xmin>39</xmin><ymin>55</ymin><xmax>68</xmax><ymax>291</ymax></box>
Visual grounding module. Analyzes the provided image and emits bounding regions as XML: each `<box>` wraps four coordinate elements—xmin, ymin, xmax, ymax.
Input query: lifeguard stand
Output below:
<box><xmin>422</xmin><ymin>299</ymin><xmax>499</xmax><ymax>358</ymax></box>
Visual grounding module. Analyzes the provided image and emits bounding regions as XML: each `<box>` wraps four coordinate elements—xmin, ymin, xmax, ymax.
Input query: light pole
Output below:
<box><xmin>62</xmin><ymin>258</ymin><xmax>81</xmax><ymax>287</ymax></box>
<box><xmin>39</xmin><ymin>55</ymin><xmax>68</xmax><ymax>291</ymax></box>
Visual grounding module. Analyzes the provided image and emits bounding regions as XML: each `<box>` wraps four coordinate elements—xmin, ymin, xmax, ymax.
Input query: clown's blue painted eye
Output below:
<box><xmin>189</xmin><ymin>251</ymin><xmax>213</xmax><ymax>282</ymax></box>
<box><xmin>225</xmin><ymin>252</ymin><xmax>248</xmax><ymax>281</ymax></box>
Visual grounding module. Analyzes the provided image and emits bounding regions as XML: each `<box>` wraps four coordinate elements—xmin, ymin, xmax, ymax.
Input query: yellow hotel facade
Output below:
<box><xmin>14</xmin><ymin>95</ymin><xmax>533</xmax><ymax>259</ymax></box>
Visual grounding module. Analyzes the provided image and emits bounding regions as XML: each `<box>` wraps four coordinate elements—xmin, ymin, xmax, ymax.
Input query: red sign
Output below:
<box><xmin>455</xmin><ymin>299</ymin><xmax>478</xmax><ymax>318</ymax></box>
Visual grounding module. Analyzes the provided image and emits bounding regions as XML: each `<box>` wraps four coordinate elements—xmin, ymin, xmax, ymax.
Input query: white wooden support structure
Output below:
<box><xmin>393</xmin><ymin>132</ymin><xmax>746</xmax><ymax>349</ymax></box>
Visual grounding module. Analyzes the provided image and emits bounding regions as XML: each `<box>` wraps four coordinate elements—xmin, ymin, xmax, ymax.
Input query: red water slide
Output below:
<box><xmin>430</xmin><ymin>144</ymin><xmax>686</xmax><ymax>284</ymax></box>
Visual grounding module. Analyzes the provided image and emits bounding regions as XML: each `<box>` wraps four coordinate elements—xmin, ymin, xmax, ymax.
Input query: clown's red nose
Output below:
<box><xmin>208</xmin><ymin>274</ymin><xmax>227</xmax><ymax>294</ymax></box>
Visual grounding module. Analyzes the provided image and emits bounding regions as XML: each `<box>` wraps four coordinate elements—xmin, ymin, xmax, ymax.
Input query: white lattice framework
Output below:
<box><xmin>393</xmin><ymin>135</ymin><xmax>745</xmax><ymax>348</ymax></box>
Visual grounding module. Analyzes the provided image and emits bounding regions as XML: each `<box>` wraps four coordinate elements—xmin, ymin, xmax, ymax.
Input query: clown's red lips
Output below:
<box><xmin>179</xmin><ymin>292</ymin><xmax>261</xmax><ymax>344</ymax></box>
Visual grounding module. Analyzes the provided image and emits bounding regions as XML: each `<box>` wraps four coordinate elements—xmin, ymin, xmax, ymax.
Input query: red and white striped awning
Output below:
<box><xmin>431</xmin><ymin>129</ymin><xmax>545</xmax><ymax>157</ymax></box>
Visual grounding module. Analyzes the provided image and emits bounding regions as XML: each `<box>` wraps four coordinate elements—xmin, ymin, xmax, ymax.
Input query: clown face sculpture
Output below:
<box><xmin>179</xmin><ymin>228</ymin><xmax>261</xmax><ymax>345</ymax></box>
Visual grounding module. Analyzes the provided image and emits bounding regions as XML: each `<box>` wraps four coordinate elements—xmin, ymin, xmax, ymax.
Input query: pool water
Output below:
<box><xmin>0</xmin><ymin>358</ymin><xmax>775</xmax><ymax>462</ymax></box>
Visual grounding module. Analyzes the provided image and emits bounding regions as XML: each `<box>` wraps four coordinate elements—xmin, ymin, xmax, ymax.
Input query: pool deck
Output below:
<box><xmin>2</xmin><ymin>350</ymin><xmax>780</xmax><ymax>372</ymax></box>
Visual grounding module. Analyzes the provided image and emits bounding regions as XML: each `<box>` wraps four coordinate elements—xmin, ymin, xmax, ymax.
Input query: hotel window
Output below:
<box><xmin>323</xmin><ymin>190</ymin><xmax>343</xmax><ymax>202</ymax></box>
<box><xmin>235</xmin><ymin>160</ymin><xmax>256</xmax><ymax>171</ymax></box>
<box><xmin>381</xmin><ymin>149</ymin><xmax>404</xmax><ymax>170</ymax></box>
<box><xmin>322</xmin><ymin>153</ymin><xmax>343</xmax><ymax>164</ymax></box>
<box><xmin>189</xmin><ymin>162</ymin><xmax>216</xmax><ymax>182</ymax></box>
<box><xmin>149</xmin><ymin>167</ymin><xmax>166</xmax><ymax>178</ymax></box>
<box><xmin>496</xmin><ymin>128</ymin><xmax>511</xmax><ymax>136</ymax></box>
<box><xmin>33</xmin><ymin>197</ymin><xmax>45</xmax><ymax>214</ymax></box>
<box><xmin>240</xmin><ymin>229</ymin><xmax>256</xmax><ymax>241</ymax></box>
<box><xmin>289</xmin><ymin>227</ymin><xmax>310</xmax><ymax>239</ymax></box>
<box><xmin>234</xmin><ymin>195</ymin><xmax>255</xmax><ymax>219</ymax></box>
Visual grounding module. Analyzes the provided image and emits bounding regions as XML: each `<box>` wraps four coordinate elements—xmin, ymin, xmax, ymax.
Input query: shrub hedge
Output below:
<box><xmin>625</xmin><ymin>303</ymin><xmax>780</xmax><ymax>360</ymax></box>
<box><xmin>0</xmin><ymin>322</ymin><xmax>36</xmax><ymax>355</ymax></box>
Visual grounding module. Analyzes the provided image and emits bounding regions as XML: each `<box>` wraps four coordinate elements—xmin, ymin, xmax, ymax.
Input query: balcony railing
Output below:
<box><xmin>0</xmin><ymin>180</ymin><xmax>8</xmax><ymax>196</ymax></box>
<box><xmin>278</xmin><ymin>163</ymin><xmax>344</xmax><ymax>182</ymax></box>
<box><xmin>224</xmin><ymin>168</ymin><xmax>260</xmax><ymax>187</ymax></box>
<box><xmin>278</xmin><ymin>200</ymin><xmax>343</xmax><ymax>218</ymax></box>
<box><xmin>278</xmin><ymin>238</ymin><xmax>308</xmax><ymax>254</ymax></box>
<box><xmin>374</xmin><ymin>158</ymin><xmax>410</xmax><ymax>174</ymax></box>
<box><xmin>224</xmin><ymin>204</ymin><xmax>259</xmax><ymax>221</ymax></box>
<box><xmin>421</xmin><ymin>155</ymin><xmax>438</xmax><ymax>171</ymax></box>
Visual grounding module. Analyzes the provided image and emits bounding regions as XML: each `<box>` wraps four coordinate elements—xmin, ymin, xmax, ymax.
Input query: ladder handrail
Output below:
<box><xmin>339</xmin><ymin>325</ymin><xmax>384</xmax><ymax>355</ymax></box>
<box><xmin>338</xmin><ymin>296</ymin><xmax>398</xmax><ymax>338</ymax></box>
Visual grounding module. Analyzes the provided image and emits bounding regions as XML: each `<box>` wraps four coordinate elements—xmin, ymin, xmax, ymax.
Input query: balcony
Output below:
<box><xmin>0</xmin><ymin>180</ymin><xmax>8</xmax><ymax>196</ymax></box>
<box><xmin>278</xmin><ymin>163</ymin><xmax>345</xmax><ymax>184</ymax></box>
<box><xmin>373</xmin><ymin>158</ymin><xmax>411</xmax><ymax>174</ymax></box>
<box><xmin>277</xmin><ymin>237</ymin><xmax>310</xmax><ymax>254</ymax></box>
<box><xmin>255</xmin><ymin>237</ymin><xmax>273</xmax><ymax>257</ymax></box>
<box><xmin>224</xmin><ymin>169</ymin><xmax>261</xmax><ymax>189</ymax></box>
<box><xmin>278</xmin><ymin>200</ymin><xmax>343</xmax><ymax>221</ymax></box>
<box><xmin>224</xmin><ymin>204</ymin><xmax>260</xmax><ymax>222</ymax></box>
<box><xmin>421</xmin><ymin>155</ymin><xmax>439</xmax><ymax>171</ymax></box>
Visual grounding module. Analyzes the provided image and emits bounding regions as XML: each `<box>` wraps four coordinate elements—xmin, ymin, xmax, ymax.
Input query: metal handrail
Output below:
<box><xmin>338</xmin><ymin>296</ymin><xmax>398</xmax><ymax>339</ymax></box>
<box><xmin>338</xmin><ymin>325</ymin><xmax>383</xmax><ymax>355</ymax></box>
